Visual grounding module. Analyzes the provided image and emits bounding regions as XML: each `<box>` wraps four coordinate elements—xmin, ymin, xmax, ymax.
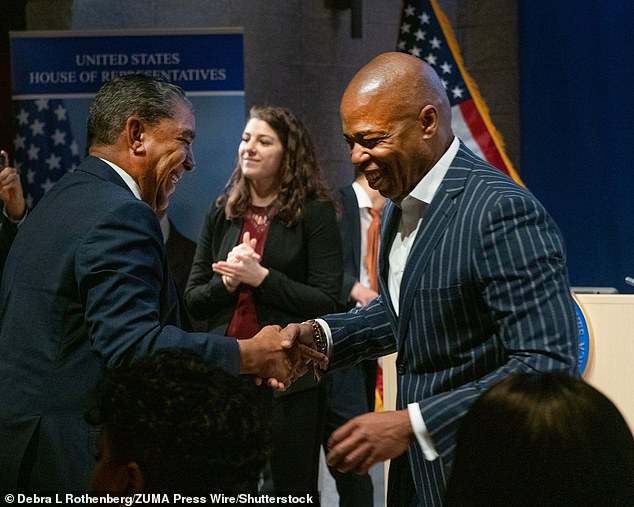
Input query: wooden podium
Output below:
<box><xmin>575</xmin><ymin>293</ymin><xmax>634</xmax><ymax>430</ymax></box>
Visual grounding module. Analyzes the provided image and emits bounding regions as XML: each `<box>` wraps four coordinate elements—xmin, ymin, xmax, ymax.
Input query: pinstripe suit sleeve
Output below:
<box><xmin>417</xmin><ymin>190</ymin><xmax>578</xmax><ymax>461</ymax></box>
<box><xmin>325</xmin><ymin>295</ymin><xmax>397</xmax><ymax>368</ymax></box>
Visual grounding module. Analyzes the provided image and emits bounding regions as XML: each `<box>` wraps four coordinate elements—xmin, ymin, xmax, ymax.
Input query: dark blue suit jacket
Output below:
<box><xmin>0</xmin><ymin>212</ymin><xmax>18</xmax><ymax>275</ymax></box>
<box><xmin>0</xmin><ymin>156</ymin><xmax>239</xmax><ymax>491</ymax></box>
<box><xmin>324</xmin><ymin>143</ymin><xmax>578</xmax><ymax>506</ymax></box>
<box><xmin>337</xmin><ymin>185</ymin><xmax>362</xmax><ymax>307</ymax></box>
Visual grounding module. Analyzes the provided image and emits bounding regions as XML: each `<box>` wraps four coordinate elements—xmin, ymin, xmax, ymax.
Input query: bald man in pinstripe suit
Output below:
<box><xmin>285</xmin><ymin>52</ymin><xmax>578</xmax><ymax>506</ymax></box>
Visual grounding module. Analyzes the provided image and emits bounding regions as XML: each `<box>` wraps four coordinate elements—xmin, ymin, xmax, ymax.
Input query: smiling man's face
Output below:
<box><xmin>138</xmin><ymin>99</ymin><xmax>196</xmax><ymax>212</ymax></box>
<box><xmin>340</xmin><ymin>85</ymin><xmax>431</xmax><ymax>203</ymax></box>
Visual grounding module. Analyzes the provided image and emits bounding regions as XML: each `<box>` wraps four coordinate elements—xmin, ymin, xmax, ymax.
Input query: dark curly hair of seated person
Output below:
<box><xmin>85</xmin><ymin>348</ymin><xmax>272</xmax><ymax>493</ymax></box>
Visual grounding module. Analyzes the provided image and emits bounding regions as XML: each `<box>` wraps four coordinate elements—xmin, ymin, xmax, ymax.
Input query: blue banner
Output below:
<box><xmin>10</xmin><ymin>30</ymin><xmax>245</xmax><ymax>242</ymax></box>
<box><xmin>11</xmin><ymin>30</ymin><xmax>243</xmax><ymax>96</ymax></box>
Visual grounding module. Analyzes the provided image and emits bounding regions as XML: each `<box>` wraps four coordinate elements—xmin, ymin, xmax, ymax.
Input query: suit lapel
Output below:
<box><xmin>378</xmin><ymin>200</ymin><xmax>400</xmax><ymax>327</ymax></box>
<box><xmin>396</xmin><ymin>145</ymin><xmax>472</xmax><ymax>346</ymax></box>
<box><xmin>350</xmin><ymin>193</ymin><xmax>362</xmax><ymax>279</ymax></box>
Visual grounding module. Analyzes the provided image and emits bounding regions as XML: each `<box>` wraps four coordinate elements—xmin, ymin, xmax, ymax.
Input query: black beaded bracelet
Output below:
<box><xmin>308</xmin><ymin>319</ymin><xmax>328</xmax><ymax>356</ymax></box>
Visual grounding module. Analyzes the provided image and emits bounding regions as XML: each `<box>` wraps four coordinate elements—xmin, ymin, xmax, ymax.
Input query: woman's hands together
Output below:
<box><xmin>213</xmin><ymin>231</ymin><xmax>269</xmax><ymax>291</ymax></box>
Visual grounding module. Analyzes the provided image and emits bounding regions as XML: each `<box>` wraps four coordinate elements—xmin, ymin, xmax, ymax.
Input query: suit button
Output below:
<box><xmin>396</xmin><ymin>364</ymin><xmax>405</xmax><ymax>375</ymax></box>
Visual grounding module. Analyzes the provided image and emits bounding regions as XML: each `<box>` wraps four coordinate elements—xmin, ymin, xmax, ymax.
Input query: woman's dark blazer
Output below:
<box><xmin>185</xmin><ymin>197</ymin><xmax>343</xmax><ymax>393</ymax></box>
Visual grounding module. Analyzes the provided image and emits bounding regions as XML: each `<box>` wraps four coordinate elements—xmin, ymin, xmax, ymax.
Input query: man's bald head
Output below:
<box><xmin>339</xmin><ymin>52</ymin><xmax>454</xmax><ymax>202</ymax></box>
<box><xmin>342</xmin><ymin>52</ymin><xmax>452</xmax><ymax>135</ymax></box>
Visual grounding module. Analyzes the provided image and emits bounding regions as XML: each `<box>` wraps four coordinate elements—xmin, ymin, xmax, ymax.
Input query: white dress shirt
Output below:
<box><xmin>391</xmin><ymin>137</ymin><xmax>458</xmax><ymax>460</ymax></box>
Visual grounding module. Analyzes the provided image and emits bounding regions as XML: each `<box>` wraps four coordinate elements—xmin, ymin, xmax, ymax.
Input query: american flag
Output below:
<box><xmin>12</xmin><ymin>98</ymin><xmax>82</xmax><ymax>208</ymax></box>
<box><xmin>397</xmin><ymin>0</ymin><xmax>523</xmax><ymax>184</ymax></box>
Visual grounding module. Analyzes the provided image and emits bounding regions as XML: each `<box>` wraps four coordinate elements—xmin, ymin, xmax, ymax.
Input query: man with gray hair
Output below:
<box><xmin>0</xmin><ymin>75</ymin><xmax>310</xmax><ymax>491</ymax></box>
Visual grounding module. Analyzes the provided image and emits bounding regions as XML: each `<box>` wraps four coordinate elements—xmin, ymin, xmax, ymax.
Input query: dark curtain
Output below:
<box><xmin>518</xmin><ymin>1</ymin><xmax>634</xmax><ymax>292</ymax></box>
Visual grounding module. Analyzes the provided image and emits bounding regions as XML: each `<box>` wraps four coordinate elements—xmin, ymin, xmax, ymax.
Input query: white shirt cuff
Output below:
<box><xmin>315</xmin><ymin>318</ymin><xmax>333</xmax><ymax>361</ymax></box>
<box><xmin>408</xmin><ymin>402</ymin><xmax>439</xmax><ymax>461</ymax></box>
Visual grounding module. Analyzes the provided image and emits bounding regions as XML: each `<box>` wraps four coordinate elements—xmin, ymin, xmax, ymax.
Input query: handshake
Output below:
<box><xmin>237</xmin><ymin>322</ymin><xmax>326</xmax><ymax>390</ymax></box>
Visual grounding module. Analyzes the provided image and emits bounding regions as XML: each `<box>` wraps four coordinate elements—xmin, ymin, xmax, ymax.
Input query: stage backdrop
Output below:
<box><xmin>518</xmin><ymin>2</ymin><xmax>634</xmax><ymax>293</ymax></box>
<box><xmin>10</xmin><ymin>29</ymin><xmax>245</xmax><ymax>242</ymax></box>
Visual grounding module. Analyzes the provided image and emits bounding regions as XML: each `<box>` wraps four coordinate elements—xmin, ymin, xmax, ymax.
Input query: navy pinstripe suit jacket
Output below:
<box><xmin>324</xmin><ymin>142</ymin><xmax>578</xmax><ymax>506</ymax></box>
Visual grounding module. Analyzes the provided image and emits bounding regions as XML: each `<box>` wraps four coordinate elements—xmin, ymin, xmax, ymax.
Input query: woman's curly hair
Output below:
<box><xmin>218</xmin><ymin>105</ymin><xmax>334</xmax><ymax>227</ymax></box>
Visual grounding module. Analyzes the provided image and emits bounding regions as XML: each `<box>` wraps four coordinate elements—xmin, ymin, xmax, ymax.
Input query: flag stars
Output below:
<box><xmin>26</xmin><ymin>194</ymin><xmax>33</xmax><ymax>209</ymax></box>
<box><xmin>451</xmin><ymin>85</ymin><xmax>464</xmax><ymax>99</ymax></box>
<box><xmin>51</xmin><ymin>129</ymin><xmax>67</xmax><ymax>146</ymax></box>
<box><xmin>441</xmin><ymin>78</ymin><xmax>448</xmax><ymax>89</ymax></box>
<box><xmin>440</xmin><ymin>62</ymin><xmax>452</xmax><ymax>74</ymax></box>
<box><xmin>27</xmin><ymin>168</ymin><xmax>36</xmax><ymax>185</ymax></box>
<box><xmin>17</xmin><ymin>109</ymin><xmax>30</xmax><ymax>126</ymax></box>
<box><xmin>397</xmin><ymin>40</ymin><xmax>407</xmax><ymax>50</ymax></box>
<box><xmin>70</xmin><ymin>140</ymin><xmax>79</xmax><ymax>156</ymax></box>
<box><xmin>404</xmin><ymin>4</ymin><xmax>416</xmax><ymax>17</ymax></box>
<box><xmin>400</xmin><ymin>22</ymin><xmax>411</xmax><ymax>34</ymax></box>
<box><xmin>53</xmin><ymin>104</ymin><xmax>67</xmax><ymax>122</ymax></box>
<box><xmin>414</xmin><ymin>29</ymin><xmax>426</xmax><ymax>41</ymax></box>
<box><xmin>45</xmin><ymin>153</ymin><xmax>62</xmax><ymax>171</ymax></box>
<box><xmin>409</xmin><ymin>46</ymin><xmax>422</xmax><ymax>57</ymax></box>
<box><xmin>35</xmin><ymin>98</ymin><xmax>50</xmax><ymax>111</ymax></box>
<box><xmin>14</xmin><ymin>134</ymin><xmax>26</xmax><ymax>151</ymax></box>
<box><xmin>27</xmin><ymin>144</ymin><xmax>41</xmax><ymax>161</ymax></box>
<box><xmin>419</xmin><ymin>12</ymin><xmax>431</xmax><ymax>24</ymax></box>
<box><xmin>40</xmin><ymin>178</ymin><xmax>55</xmax><ymax>194</ymax></box>
<box><xmin>425</xmin><ymin>53</ymin><xmax>437</xmax><ymax>66</ymax></box>
<box><xmin>30</xmin><ymin>118</ymin><xmax>45</xmax><ymax>136</ymax></box>
<box><xmin>430</xmin><ymin>36</ymin><xmax>441</xmax><ymax>49</ymax></box>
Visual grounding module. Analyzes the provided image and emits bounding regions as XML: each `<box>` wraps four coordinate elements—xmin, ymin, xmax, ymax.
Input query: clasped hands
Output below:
<box><xmin>237</xmin><ymin>322</ymin><xmax>324</xmax><ymax>391</ymax></box>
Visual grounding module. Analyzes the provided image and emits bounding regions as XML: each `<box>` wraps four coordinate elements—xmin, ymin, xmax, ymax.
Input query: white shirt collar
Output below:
<box><xmin>351</xmin><ymin>180</ymin><xmax>373</xmax><ymax>209</ymax></box>
<box><xmin>406</xmin><ymin>136</ymin><xmax>459</xmax><ymax>206</ymax></box>
<box><xmin>98</xmin><ymin>157</ymin><xmax>142</xmax><ymax>201</ymax></box>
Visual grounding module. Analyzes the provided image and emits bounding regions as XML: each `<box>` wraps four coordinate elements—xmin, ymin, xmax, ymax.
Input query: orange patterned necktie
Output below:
<box><xmin>365</xmin><ymin>207</ymin><xmax>384</xmax><ymax>410</ymax></box>
<box><xmin>365</xmin><ymin>207</ymin><xmax>382</xmax><ymax>293</ymax></box>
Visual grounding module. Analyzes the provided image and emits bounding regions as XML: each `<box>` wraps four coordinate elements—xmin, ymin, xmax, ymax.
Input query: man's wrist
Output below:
<box><xmin>236</xmin><ymin>338</ymin><xmax>254</xmax><ymax>374</ymax></box>
<box><xmin>3</xmin><ymin>203</ymin><xmax>27</xmax><ymax>224</ymax></box>
<box><xmin>307</xmin><ymin>319</ymin><xmax>327</xmax><ymax>355</ymax></box>
<box><xmin>407</xmin><ymin>402</ymin><xmax>439</xmax><ymax>461</ymax></box>
<box><xmin>304</xmin><ymin>319</ymin><xmax>332</xmax><ymax>364</ymax></box>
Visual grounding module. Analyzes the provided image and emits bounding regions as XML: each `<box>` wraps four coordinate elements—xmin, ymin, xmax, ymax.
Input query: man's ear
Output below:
<box><xmin>125</xmin><ymin>117</ymin><xmax>145</xmax><ymax>155</ymax></box>
<box><xmin>126</xmin><ymin>461</ymin><xmax>145</xmax><ymax>494</ymax></box>
<box><xmin>418</xmin><ymin>104</ymin><xmax>439</xmax><ymax>139</ymax></box>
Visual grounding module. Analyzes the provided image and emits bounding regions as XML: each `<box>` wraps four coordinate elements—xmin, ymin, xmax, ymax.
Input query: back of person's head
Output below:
<box><xmin>86</xmin><ymin>348</ymin><xmax>271</xmax><ymax>493</ymax></box>
<box><xmin>86</xmin><ymin>74</ymin><xmax>191</xmax><ymax>148</ymax></box>
<box><xmin>445</xmin><ymin>372</ymin><xmax>634</xmax><ymax>507</ymax></box>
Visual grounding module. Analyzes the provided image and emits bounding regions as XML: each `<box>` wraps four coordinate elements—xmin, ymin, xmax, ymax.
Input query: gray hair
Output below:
<box><xmin>87</xmin><ymin>74</ymin><xmax>191</xmax><ymax>147</ymax></box>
